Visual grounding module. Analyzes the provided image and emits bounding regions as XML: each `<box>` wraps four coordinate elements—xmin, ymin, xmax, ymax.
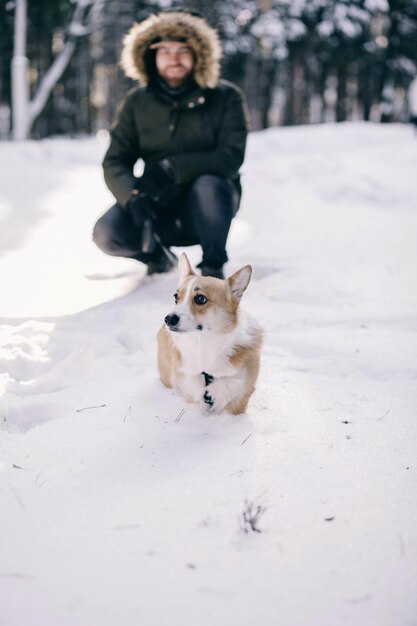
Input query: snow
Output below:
<box><xmin>1</xmin><ymin>122</ymin><xmax>417</xmax><ymax>626</ymax></box>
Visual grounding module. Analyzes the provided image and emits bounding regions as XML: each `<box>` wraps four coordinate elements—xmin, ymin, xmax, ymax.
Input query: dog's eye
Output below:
<box><xmin>174</xmin><ymin>293</ymin><xmax>179</xmax><ymax>304</ymax></box>
<box><xmin>194</xmin><ymin>294</ymin><xmax>207</xmax><ymax>305</ymax></box>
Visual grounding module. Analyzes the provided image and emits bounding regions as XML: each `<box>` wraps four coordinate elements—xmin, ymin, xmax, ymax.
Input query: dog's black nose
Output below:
<box><xmin>164</xmin><ymin>313</ymin><xmax>180</xmax><ymax>327</ymax></box>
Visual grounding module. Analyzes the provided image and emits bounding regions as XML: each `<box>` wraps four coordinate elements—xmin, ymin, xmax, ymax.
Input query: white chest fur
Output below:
<box><xmin>170</xmin><ymin>309</ymin><xmax>259</xmax><ymax>377</ymax></box>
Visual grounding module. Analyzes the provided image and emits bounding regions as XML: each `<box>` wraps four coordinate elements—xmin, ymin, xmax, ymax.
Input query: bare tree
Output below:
<box><xmin>11</xmin><ymin>0</ymin><xmax>29</xmax><ymax>140</ymax></box>
<box><xmin>11</xmin><ymin>0</ymin><xmax>98</xmax><ymax>140</ymax></box>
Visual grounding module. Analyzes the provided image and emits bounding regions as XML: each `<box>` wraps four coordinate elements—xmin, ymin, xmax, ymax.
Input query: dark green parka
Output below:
<box><xmin>102</xmin><ymin>11</ymin><xmax>249</xmax><ymax>208</ymax></box>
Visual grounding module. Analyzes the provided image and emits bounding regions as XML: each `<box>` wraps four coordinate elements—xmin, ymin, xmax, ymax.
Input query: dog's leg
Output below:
<box><xmin>224</xmin><ymin>388</ymin><xmax>254</xmax><ymax>415</ymax></box>
<box><xmin>201</xmin><ymin>372</ymin><xmax>248</xmax><ymax>414</ymax></box>
<box><xmin>179</xmin><ymin>373</ymin><xmax>205</xmax><ymax>404</ymax></box>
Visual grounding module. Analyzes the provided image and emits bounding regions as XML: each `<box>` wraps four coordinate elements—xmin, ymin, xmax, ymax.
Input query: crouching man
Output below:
<box><xmin>93</xmin><ymin>9</ymin><xmax>249</xmax><ymax>279</ymax></box>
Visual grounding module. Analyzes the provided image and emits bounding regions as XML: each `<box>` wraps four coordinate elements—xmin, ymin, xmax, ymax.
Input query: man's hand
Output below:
<box><xmin>125</xmin><ymin>192</ymin><xmax>157</xmax><ymax>254</ymax></box>
<box><xmin>135</xmin><ymin>159</ymin><xmax>175</xmax><ymax>203</ymax></box>
<box><xmin>125</xmin><ymin>159</ymin><xmax>175</xmax><ymax>252</ymax></box>
<box><xmin>126</xmin><ymin>191</ymin><xmax>155</xmax><ymax>229</ymax></box>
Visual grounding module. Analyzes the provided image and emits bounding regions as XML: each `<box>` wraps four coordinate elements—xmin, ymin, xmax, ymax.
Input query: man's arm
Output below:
<box><xmin>170</xmin><ymin>85</ymin><xmax>249</xmax><ymax>184</ymax></box>
<box><xmin>102</xmin><ymin>94</ymin><xmax>140</xmax><ymax>207</ymax></box>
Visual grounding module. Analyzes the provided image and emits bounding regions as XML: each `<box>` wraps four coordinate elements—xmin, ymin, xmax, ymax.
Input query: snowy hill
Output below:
<box><xmin>0</xmin><ymin>123</ymin><xmax>416</xmax><ymax>626</ymax></box>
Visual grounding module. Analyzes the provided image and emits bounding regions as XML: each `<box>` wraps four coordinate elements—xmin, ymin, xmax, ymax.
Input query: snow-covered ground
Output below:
<box><xmin>0</xmin><ymin>122</ymin><xmax>416</xmax><ymax>626</ymax></box>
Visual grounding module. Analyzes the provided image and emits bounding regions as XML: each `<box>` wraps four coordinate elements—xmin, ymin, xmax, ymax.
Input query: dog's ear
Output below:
<box><xmin>227</xmin><ymin>265</ymin><xmax>252</xmax><ymax>300</ymax></box>
<box><xmin>178</xmin><ymin>252</ymin><xmax>195</xmax><ymax>281</ymax></box>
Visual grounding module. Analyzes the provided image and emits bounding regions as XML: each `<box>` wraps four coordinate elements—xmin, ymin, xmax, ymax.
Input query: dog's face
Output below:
<box><xmin>164</xmin><ymin>253</ymin><xmax>252</xmax><ymax>334</ymax></box>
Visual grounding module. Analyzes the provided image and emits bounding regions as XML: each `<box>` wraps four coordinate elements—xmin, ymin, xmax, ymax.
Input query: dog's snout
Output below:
<box><xmin>165</xmin><ymin>313</ymin><xmax>180</xmax><ymax>328</ymax></box>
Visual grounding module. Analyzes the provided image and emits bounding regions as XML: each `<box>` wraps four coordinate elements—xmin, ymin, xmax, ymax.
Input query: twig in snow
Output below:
<box><xmin>76</xmin><ymin>404</ymin><xmax>106</xmax><ymax>413</ymax></box>
<box><xmin>123</xmin><ymin>406</ymin><xmax>134</xmax><ymax>423</ymax></box>
<box><xmin>240</xmin><ymin>498</ymin><xmax>267</xmax><ymax>533</ymax></box>
<box><xmin>175</xmin><ymin>408</ymin><xmax>185</xmax><ymax>422</ymax></box>
<box><xmin>241</xmin><ymin>433</ymin><xmax>252</xmax><ymax>446</ymax></box>
<box><xmin>9</xmin><ymin>485</ymin><xmax>25</xmax><ymax>509</ymax></box>
<box><xmin>377</xmin><ymin>409</ymin><xmax>391</xmax><ymax>421</ymax></box>
<box><xmin>348</xmin><ymin>594</ymin><xmax>372</xmax><ymax>604</ymax></box>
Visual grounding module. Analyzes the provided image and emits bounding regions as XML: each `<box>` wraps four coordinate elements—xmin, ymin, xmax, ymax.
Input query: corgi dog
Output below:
<box><xmin>157</xmin><ymin>253</ymin><xmax>263</xmax><ymax>415</ymax></box>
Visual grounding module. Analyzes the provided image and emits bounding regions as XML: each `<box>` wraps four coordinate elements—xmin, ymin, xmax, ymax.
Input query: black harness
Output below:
<box><xmin>202</xmin><ymin>371</ymin><xmax>214</xmax><ymax>386</ymax></box>
<box><xmin>202</xmin><ymin>371</ymin><xmax>214</xmax><ymax>406</ymax></box>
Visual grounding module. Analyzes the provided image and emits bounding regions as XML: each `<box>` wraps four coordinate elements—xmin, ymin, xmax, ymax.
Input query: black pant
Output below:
<box><xmin>93</xmin><ymin>175</ymin><xmax>240</xmax><ymax>269</ymax></box>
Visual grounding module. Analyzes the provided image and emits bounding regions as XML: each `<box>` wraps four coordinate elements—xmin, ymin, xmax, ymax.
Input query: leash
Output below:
<box><xmin>153</xmin><ymin>231</ymin><xmax>178</xmax><ymax>264</ymax></box>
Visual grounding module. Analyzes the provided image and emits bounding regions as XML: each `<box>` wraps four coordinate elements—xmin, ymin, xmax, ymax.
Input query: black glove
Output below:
<box><xmin>125</xmin><ymin>193</ymin><xmax>157</xmax><ymax>254</ymax></box>
<box><xmin>126</xmin><ymin>192</ymin><xmax>155</xmax><ymax>229</ymax></box>
<box><xmin>126</xmin><ymin>159</ymin><xmax>175</xmax><ymax>254</ymax></box>
<box><xmin>134</xmin><ymin>159</ymin><xmax>175</xmax><ymax>205</ymax></box>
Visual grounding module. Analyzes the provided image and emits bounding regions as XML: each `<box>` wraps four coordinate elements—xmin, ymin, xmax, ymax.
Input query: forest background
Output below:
<box><xmin>0</xmin><ymin>0</ymin><xmax>416</xmax><ymax>140</ymax></box>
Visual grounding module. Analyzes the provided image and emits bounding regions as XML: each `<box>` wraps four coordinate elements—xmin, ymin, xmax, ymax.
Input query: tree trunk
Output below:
<box><xmin>336</xmin><ymin>65</ymin><xmax>347</xmax><ymax>122</ymax></box>
<box><xmin>258</xmin><ymin>58</ymin><xmax>276</xmax><ymax>129</ymax></box>
<box><xmin>12</xmin><ymin>0</ymin><xmax>29</xmax><ymax>140</ymax></box>
<box><xmin>284</xmin><ymin>55</ymin><xmax>295</xmax><ymax>126</ymax></box>
<box><xmin>284</xmin><ymin>48</ymin><xmax>305</xmax><ymax>126</ymax></box>
<box><xmin>11</xmin><ymin>0</ymin><xmax>95</xmax><ymax>140</ymax></box>
<box><xmin>359</xmin><ymin>65</ymin><xmax>373</xmax><ymax>121</ymax></box>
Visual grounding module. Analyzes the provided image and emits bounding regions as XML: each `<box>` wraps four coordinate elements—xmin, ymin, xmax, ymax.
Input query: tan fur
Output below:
<box><xmin>226</xmin><ymin>343</ymin><xmax>262</xmax><ymax>414</ymax></box>
<box><xmin>157</xmin><ymin>325</ymin><xmax>201</xmax><ymax>405</ymax></box>
<box><xmin>120</xmin><ymin>12</ymin><xmax>222</xmax><ymax>89</ymax></box>
<box><xmin>157</xmin><ymin>325</ymin><xmax>180</xmax><ymax>389</ymax></box>
<box><xmin>157</xmin><ymin>253</ymin><xmax>263</xmax><ymax>415</ymax></box>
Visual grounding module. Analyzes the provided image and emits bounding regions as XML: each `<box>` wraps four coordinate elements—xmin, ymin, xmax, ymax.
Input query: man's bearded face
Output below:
<box><xmin>153</xmin><ymin>41</ymin><xmax>194</xmax><ymax>87</ymax></box>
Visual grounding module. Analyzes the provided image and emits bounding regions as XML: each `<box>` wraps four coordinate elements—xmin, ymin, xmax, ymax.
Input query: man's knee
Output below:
<box><xmin>188</xmin><ymin>175</ymin><xmax>237</xmax><ymax>220</ymax></box>
<box><xmin>92</xmin><ymin>217</ymin><xmax>111</xmax><ymax>253</ymax></box>
<box><xmin>92</xmin><ymin>207</ymin><xmax>124</xmax><ymax>254</ymax></box>
<box><xmin>189</xmin><ymin>175</ymin><xmax>230</xmax><ymax>198</ymax></box>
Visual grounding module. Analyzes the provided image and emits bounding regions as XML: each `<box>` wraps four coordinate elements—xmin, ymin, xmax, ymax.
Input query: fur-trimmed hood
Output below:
<box><xmin>120</xmin><ymin>11</ymin><xmax>222</xmax><ymax>89</ymax></box>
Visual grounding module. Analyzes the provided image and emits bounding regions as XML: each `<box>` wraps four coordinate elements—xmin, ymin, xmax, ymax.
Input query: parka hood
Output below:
<box><xmin>120</xmin><ymin>11</ymin><xmax>222</xmax><ymax>89</ymax></box>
